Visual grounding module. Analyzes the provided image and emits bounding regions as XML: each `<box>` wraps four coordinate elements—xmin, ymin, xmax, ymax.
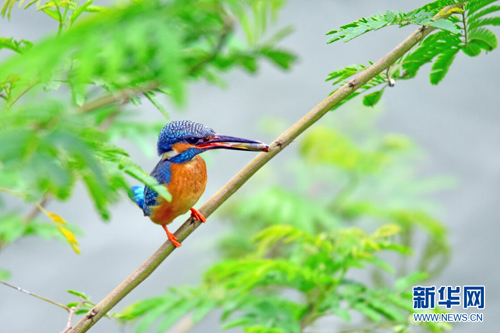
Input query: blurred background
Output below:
<box><xmin>0</xmin><ymin>0</ymin><xmax>499</xmax><ymax>332</ymax></box>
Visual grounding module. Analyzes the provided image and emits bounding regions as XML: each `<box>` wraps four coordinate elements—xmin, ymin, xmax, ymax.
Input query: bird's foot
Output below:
<box><xmin>190</xmin><ymin>208</ymin><xmax>206</xmax><ymax>223</ymax></box>
<box><xmin>162</xmin><ymin>225</ymin><xmax>181</xmax><ymax>247</ymax></box>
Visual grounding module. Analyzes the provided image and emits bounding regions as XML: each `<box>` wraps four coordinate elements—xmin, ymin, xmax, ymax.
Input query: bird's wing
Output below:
<box><xmin>142</xmin><ymin>159</ymin><xmax>173</xmax><ymax>216</ymax></box>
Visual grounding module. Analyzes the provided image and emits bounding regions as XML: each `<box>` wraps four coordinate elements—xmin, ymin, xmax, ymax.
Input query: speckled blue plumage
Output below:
<box><xmin>157</xmin><ymin>120</ymin><xmax>215</xmax><ymax>155</ymax></box>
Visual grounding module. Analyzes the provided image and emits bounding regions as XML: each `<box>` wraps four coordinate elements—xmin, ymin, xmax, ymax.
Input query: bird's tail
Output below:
<box><xmin>129</xmin><ymin>186</ymin><xmax>145</xmax><ymax>209</ymax></box>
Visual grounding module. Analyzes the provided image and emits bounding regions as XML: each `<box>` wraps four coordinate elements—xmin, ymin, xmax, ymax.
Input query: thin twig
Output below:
<box><xmin>76</xmin><ymin>84</ymin><xmax>158</xmax><ymax>113</ymax></box>
<box><xmin>0</xmin><ymin>280</ymin><xmax>69</xmax><ymax>311</ymax></box>
<box><xmin>68</xmin><ymin>17</ymin><xmax>451</xmax><ymax>333</ymax></box>
<box><xmin>61</xmin><ymin>306</ymin><xmax>79</xmax><ymax>333</ymax></box>
<box><xmin>23</xmin><ymin>193</ymin><xmax>51</xmax><ymax>225</ymax></box>
<box><xmin>462</xmin><ymin>11</ymin><xmax>468</xmax><ymax>48</ymax></box>
<box><xmin>60</xmin><ymin>297</ymin><xmax>88</xmax><ymax>333</ymax></box>
<box><xmin>3</xmin><ymin>79</ymin><xmax>39</xmax><ymax>110</ymax></box>
<box><xmin>0</xmin><ymin>187</ymin><xmax>24</xmax><ymax>197</ymax></box>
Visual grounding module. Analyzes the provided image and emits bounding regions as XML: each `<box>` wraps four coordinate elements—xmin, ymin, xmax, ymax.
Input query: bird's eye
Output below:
<box><xmin>186</xmin><ymin>137</ymin><xmax>199</xmax><ymax>144</ymax></box>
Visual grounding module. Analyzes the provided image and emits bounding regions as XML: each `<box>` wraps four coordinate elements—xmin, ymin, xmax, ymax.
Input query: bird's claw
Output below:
<box><xmin>190</xmin><ymin>208</ymin><xmax>206</xmax><ymax>223</ymax></box>
<box><xmin>162</xmin><ymin>225</ymin><xmax>181</xmax><ymax>247</ymax></box>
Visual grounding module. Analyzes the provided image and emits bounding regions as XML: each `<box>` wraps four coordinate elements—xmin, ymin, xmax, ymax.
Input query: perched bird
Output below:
<box><xmin>130</xmin><ymin>120</ymin><xmax>269</xmax><ymax>247</ymax></box>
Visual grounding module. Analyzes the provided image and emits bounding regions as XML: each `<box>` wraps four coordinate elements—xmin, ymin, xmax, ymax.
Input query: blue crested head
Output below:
<box><xmin>156</xmin><ymin>120</ymin><xmax>270</xmax><ymax>164</ymax></box>
<box><xmin>157</xmin><ymin>120</ymin><xmax>216</xmax><ymax>156</ymax></box>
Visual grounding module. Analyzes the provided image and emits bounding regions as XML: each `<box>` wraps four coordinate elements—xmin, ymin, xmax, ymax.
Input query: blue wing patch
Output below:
<box><xmin>129</xmin><ymin>186</ymin><xmax>145</xmax><ymax>210</ymax></box>
<box><xmin>135</xmin><ymin>159</ymin><xmax>172</xmax><ymax>216</ymax></box>
<box><xmin>143</xmin><ymin>186</ymin><xmax>159</xmax><ymax>216</ymax></box>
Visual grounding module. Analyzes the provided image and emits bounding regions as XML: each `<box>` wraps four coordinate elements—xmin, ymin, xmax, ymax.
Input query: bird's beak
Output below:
<box><xmin>196</xmin><ymin>134</ymin><xmax>270</xmax><ymax>152</ymax></box>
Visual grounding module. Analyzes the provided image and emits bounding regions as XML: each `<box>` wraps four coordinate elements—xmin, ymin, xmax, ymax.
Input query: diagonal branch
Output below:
<box><xmin>69</xmin><ymin>6</ymin><xmax>461</xmax><ymax>332</ymax></box>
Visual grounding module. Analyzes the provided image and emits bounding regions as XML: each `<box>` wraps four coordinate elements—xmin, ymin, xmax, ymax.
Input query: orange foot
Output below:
<box><xmin>162</xmin><ymin>225</ymin><xmax>181</xmax><ymax>248</ymax></box>
<box><xmin>190</xmin><ymin>207</ymin><xmax>206</xmax><ymax>223</ymax></box>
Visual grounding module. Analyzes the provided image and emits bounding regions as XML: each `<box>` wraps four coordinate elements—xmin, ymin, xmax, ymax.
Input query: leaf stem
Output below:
<box><xmin>462</xmin><ymin>11</ymin><xmax>468</xmax><ymax>47</ymax></box>
<box><xmin>54</xmin><ymin>1</ymin><xmax>65</xmax><ymax>36</ymax></box>
<box><xmin>68</xmin><ymin>17</ymin><xmax>447</xmax><ymax>333</ymax></box>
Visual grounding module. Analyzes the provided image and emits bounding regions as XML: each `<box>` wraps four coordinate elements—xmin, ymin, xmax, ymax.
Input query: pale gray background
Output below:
<box><xmin>0</xmin><ymin>1</ymin><xmax>498</xmax><ymax>332</ymax></box>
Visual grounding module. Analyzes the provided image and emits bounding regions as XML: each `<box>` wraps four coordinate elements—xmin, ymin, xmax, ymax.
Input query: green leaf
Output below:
<box><xmin>430</xmin><ymin>47</ymin><xmax>459</xmax><ymax>85</ymax></box>
<box><xmin>0</xmin><ymin>268</ymin><xmax>11</xmax><ymax>280</ymax></box>
<box><xmin>66</xmin><ymin>302</ymin><xmax>79</xmax><ymax>308</ymax></box>
<box><xmin>117</xmin><ymin>297</ymin><xmax>165</xmax><ymax>321</ymax></box>
<box><xmin>371</xmin><ymin>301</ymin><xmax>406</xmax><ymax>321</ymax></box>
<box><xmin>156</xmin><ymin>299</ymin><xmax>199</xmax><ymax>333</ymax></box>
<box><xmin>144</xmin><ymin>91</ymin><xmax>169</xmax><ymax>121</ymax></box>
<box><xmin>222</xmin><ymin>317</ymin><xmax>251</xmax><ymax>330</ymax></box>
<box><xmin>429</xmin><ymin>19</ymin><xmax>460</xmax><ymax>33</ymax></box>
<box><xmin>192</xmin><ymin>299</ymin><xmax>217</xmax><ymax>323</ymax></box>
<box><xmin>352</xmin><ymin>303</ymin><xmax>382</xmax><ymax>322</ymax></box>
<box><xmin>395</xmin><ymin>272</ymin><xmax>428</xmax><ymax>292</ymax></box>
<box><xmin>0</xmin><ymin>37</ymin><xmax>33</xmax><ymax>54</ymax></box>
<box><xmin>327</xmin><ymin>15</ymin><xmax>391</xmax><ymax>44</ymax></box>
<box><xmin>364</xmin><ymin>256</ymin><xmax>394</xmax><ymax>274</ymax></box>
<box><xmin>333</xmin><ymin>307</ymin><xmax>351</xmax><ymax>322</ymax></box>
<box><xmin>387</xmin><ymin>294</ymin><xmax>414</xmax><ymax>312</ymax></box>
<box><xmin>326</xmin><ymin>4</ymin><xmax>462</xmax><ymax>45</ymax></box>
<box><xmin>402</xmin><ymin>31</ymin><xmax>461</xmax><ymax>79</ymax></box>
<box><xmin>362</xmin><ymin>89</ymin><xmax>385</xmax><ymax>107</ymax></box>
<box><xmin>463</xmin><ymin>41</ymin><xmax>483</xmax><ymax>56</ymax></box>
<box><xmin>41</xmin><ymin>8</ymin><xmax>61</xmax><ymax>21</ymax></box>
<box><xmin>75</xmin><ymin>308</ymin><xmax>91</xmax><ymax>315</ymax></box>
<box><xmin>467</xmin><ymin>28</ymin><xmax>498</xmax><ymax>51</ymax></box>
<box><xmin>326</xmin><ymin>64</ymin><xmax>366</xmax><ymax>86</ymax></box>
<box><xmin>468</xmin><ymin>17</ymin><xmax>500</xmax><ymax>30</ymax></box>
<box><xmin>70</xmin><ymin>0</ymin><xmax>93</xmax><ymax>25</ymax></box>
<box><xmin>260</xmin><ymin>48</ymin><xmax>297</xmax><ymax>69</ymax></box>
<box><xmin>1</xmin><ymin>0</ymin><xmax>16</xmax><ymax>19</ymax></box>
<box><xmin>23</xmin><ymin>0</ymin><xmax>38</xmax><ymax>10</ymax></box>
<box><xmin>68</xmin><ymin>289</ymin><xmax>88</xmax><ymax>300</ymax></box>
<box><xmin>467</xmin><ymin>0</ymin><xmax>499</xmax><ymax>16</ymax></box>
<box><xmin>136</xmin><ymin>303</ymin><xmax>172</xmax><ymax>333</ymax></box>
<box><xmin>468</xmin><ymin>5</ymin><xmax>500</xmax><ymax>22</ymax></box>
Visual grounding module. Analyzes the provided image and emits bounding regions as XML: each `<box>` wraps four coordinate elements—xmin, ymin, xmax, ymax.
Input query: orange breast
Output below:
<box><xmin>149</xmin><ymin>155</ymin><xmax>207</xmax><ymax>225</ymax></box>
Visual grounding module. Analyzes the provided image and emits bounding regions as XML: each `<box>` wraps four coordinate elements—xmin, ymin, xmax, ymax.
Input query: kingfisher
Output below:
<box><xmin>130</xmin><ymin>120</ymin><xmax>269</xmax><ymax>247</ymax></box>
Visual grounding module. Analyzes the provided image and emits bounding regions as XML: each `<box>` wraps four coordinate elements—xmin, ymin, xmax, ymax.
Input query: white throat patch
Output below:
<box><xmin>162</xmin><ymin>149</ymin><xmax>180</xmax><ymax>160</ymax></box>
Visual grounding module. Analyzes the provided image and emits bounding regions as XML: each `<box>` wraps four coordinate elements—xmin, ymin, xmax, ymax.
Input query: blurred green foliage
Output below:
<box><xmin>0</xmin><ymin>0</ymin><xmax>294</xmax><ymax>260</ymax></box>
<box><xmin>117</xmin><ymin>108</ymin><xmax>453</xmax><ymax>333</ymax></box>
